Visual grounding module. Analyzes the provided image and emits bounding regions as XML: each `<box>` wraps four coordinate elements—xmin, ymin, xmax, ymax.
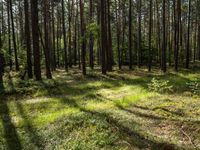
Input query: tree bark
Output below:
<box><xmin>24</xmin><ymin>0</ymin><xmax>33</xmax><ymax>78</ymax></box>
<box><xmin>31</xmin><ymin>0</ymin><xmax>42</xmax><ymax>80</ymax></box>
<box><xmin>79</xmin><ymin>0</ymin><xmax>86</xmax><ymax>75</ymax></box>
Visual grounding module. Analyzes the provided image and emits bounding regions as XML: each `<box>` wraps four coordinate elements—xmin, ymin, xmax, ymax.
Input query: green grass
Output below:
<box><xmin>0</xmin><ymin>67</ymin><xmax>200</xmax><ymax>150</ymax></box>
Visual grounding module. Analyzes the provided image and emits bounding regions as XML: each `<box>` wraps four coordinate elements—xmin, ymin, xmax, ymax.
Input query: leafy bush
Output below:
<box><xmin>148</xmin><ymin>78</ymin><xmax>173</xmax><ymax>93</ymax></box>
<box><xmin>186</xmin><ymin>81</ymin><xmax>200</xmax><ymax>95</ymax></box>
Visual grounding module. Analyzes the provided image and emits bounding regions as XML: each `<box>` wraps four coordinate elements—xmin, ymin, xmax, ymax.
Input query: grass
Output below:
<box><xmin>0</xmin><ymin>67</ymin><xmax>200</xmax><ymax>150</ymax></box>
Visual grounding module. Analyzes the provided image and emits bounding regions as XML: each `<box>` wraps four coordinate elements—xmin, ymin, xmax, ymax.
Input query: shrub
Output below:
<box><xmin>186</xmin><ymin>81</ymin><xmax>200</xmax><ymax>95</ymax></box>
<box><xmin>148</xmin><ymin>78</ymin><xmax>173</xmax><ymax>93</ymax></box>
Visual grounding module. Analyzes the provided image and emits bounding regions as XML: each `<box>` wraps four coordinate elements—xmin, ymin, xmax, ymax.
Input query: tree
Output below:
<box><xmin>89</xmin><ymin>0</ymin><xmax>94</xmax><ymax>69</ymax></box>
<box><xmin>101</xmin><ymin>0</ymin><xmax>107</xmax><ymax>74</ymax></box>
<box><xmin>24</xmin><ymin>0</ymin><xmax>33</xmax><ymax>78</ymax></box>
<box><xmin>186</xmin><ymin>0</ymin><xmax>191</xmax><ymax>69</ymax></box>
<box><xmin>137</xmin><ymin>0</ymin><xmax>142</xmax><ymax>67</ymax></box>
<box><xmin>114</xmin><ymin>0</ymin><xmax>121</xmax><ymax>69</ymax></box>
<box><xmin>31</xmin><ymin>0</ymin><xmax>41</xmax><ymax>80</ymax></box>
<box><xmin>0</xmin><ymin>26</ymin><xmax>5</xmax><ymax>85</ymax></box>
<box><xmin>61</xmin><ymin>0</ymin><xmax>68</xmax><ymax>71</ymax></box>
<box><xmin>161</xmin><ymin>0</ymin><xmax>166</xmax><ymax>72</ymax></box>
<box><xmin>80</xmin><ymin>0</ymin><xmax>86</xmax><ymax>75</ymax></box>
<box><xmin>148</xmin><ymin>0</ymin><xmax>152</xmax><ymax>72</ymax></box>
<box><xmin>7</xmin><ymin>0</ymin><xmax>12</xmax><ymax>70</ymax></box>
<box><xmin>198</xmin><ymin>0</ymin><xmax>200</xmax><ymax>60</ymax></box>
<box><xmin>106</xmin><ymin>0</ymin><xmax>113</xmax><ymax>71</ymax></box>
<box><xmin>10</xmin><ymin>0</ymin><xmax>19</xmax><ymax>71</ymax></box>
<box><xmin>43</xmin><ymin>0</ymin><xmax>52</xmax><ymax>79</ymax></box>
<box><xmin>128</xmin><ymin>0</ymin><xmax>133</xmax><ymax>70</ymax></box>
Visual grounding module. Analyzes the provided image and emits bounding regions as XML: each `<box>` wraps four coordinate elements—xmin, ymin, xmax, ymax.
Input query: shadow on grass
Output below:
<box><xmin>117</xmin><ymin>105</ymin><xmax>165</xmax><ymax>121</ymax></box>
<box><xmin>59</xmin><ymin>96</ymin><xmax>180</xmax><ymax>150</ymax></box>
<box><xmin>0</xmin><ymin>85</ymin><xmax>22</xmax><ymax>150</ymax></box>
<box><xmin>16</xmin><ymin>101</ymin><xmax>44</xmax><ymax>149</ymax></box>
<box><xmin>2</xmin><ymin>69</ymin><xmax>196</xmax><ymax>100</ymax></box>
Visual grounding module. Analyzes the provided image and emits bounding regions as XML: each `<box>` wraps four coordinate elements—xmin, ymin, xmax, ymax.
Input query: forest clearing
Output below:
<box><xmin>0</xmin><ymin>0</ymin><xmax>200</xmax><ymax>149</ymax></box>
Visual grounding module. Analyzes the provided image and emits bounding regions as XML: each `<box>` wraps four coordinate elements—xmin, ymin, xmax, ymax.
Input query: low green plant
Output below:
<box><xmin>148</xmin><ymin>78</ymin><xmax>173</xmax><ymax>93</ymax></box>
<box><xmin>186</xmin><ymin>81</ymin><xmax>200</xmax><ymax>95</ymax></box>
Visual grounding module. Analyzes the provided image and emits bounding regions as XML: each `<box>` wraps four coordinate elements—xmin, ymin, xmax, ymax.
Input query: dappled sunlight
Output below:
<box><xmin>0</xmin><ymin>69</ymin><xmax>200</xmax><ymax>149</ymax></box>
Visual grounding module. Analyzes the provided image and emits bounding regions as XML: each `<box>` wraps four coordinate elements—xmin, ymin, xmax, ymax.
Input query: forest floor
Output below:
<box><xmin>0</xmin><ymin>66</ymin><xmax>200</xmax><ymax>150</ymax></box>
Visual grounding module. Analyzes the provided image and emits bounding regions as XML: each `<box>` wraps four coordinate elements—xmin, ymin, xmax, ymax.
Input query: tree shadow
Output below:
<box><xmin>58</xmin><ymin>96</ymin><xmax>180</xmax><ymax>150</ymax></box>
<box><xmin>116</xmin><ymin>105</ymin><xmax>165</xmax><ymax>121</ymax></box>
<box><xmin>0</xmin><ymin>85</ymin><xmax>22</xmax><ymax>150</ymax></box>
<box><xmin>16</xmin><ymin>101</ymin><xmax>44</xmax><ymax>149</ymax></box>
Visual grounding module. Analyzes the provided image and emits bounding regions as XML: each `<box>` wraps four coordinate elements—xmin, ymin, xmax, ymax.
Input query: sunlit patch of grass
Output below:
<box><xmin>114</xmin><ymin>89</ymin><xmax>157</xmax><ymax>108</ymax></box>
<box><xmin>1</xmin><ymin>67</ymin><xmax>200</xmax><ymax>149</ymax></box>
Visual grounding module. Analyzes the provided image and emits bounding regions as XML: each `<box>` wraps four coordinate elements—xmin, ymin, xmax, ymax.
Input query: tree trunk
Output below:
<box><xmin>24</xmin><ymin>0</ymin><xmax>33</xmax><ymax>78</ymax></box>
<box><xmin>61</xmin><ymin>0</ymin><xmax>68</xmax><ymax>71</ymax></box>
<box><xmin>137</xmin><ymin>0</ymin><xmax>142</xmax><ymax>67</ymax></box>
<box><xmin>10</xmin><ymin>0</ymin><xmax>19</xmax><ymax>71</ymax></box>
<box><xmin>0</xmin><ymin>27</ymin><xmax>5</xmax><ymax>84</ymax></box>
<box><xmin>79</xmin><ymin>0</ymin><xmax>86</xmax><ymax>75</ymax></box>
<box><xmin>89</xmin><ymin>0</ymin><xmax>94</xmax><ymax>69</ymax></box>
<box><xmin>186</xmin><ymin>0</ymin><xmax>191</xmax><ymax>69</ymax></box>
<box><xmin>7</xmin><ymin>0</ymin><xmax>12</xmax><ymax>70</ymax></box>
<box><xmin>148</xmin><ymin>0</ymin><xmax>152</xmax><ymax>71</ymax></box>
<box><xmin>43</xmin><ymin>0</ymin><xmax>52</xmax><ymax>79</ymax></box>
<box><xmin>31</xmin><ymin>0</ymin><xmax>42</xmax><ymax>80</ymax></box>
<box><xmin>162</xmin><ymin>0</ymin><xmax>166</xmax><ymax>72</ymax></box>
<box><xmin>101</xmin><ymin>0</ymin><xmax>107</xmax><ymax>74</ymax></box>
<box><xmin>129</xmin><ymin>0</ymin><xmax>133</xmax><ymax>70</ymax></box>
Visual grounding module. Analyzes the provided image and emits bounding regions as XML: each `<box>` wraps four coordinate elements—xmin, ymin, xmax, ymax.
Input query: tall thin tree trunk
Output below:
<box><xmin>137</xmin><ymin>0</ymin><xmax>142</xmax><ymax>67</ymax></box>
<box><xmin>186</xmin><ymin>0</ymin><xmax>191</xmax><ymax>69</ymax></box>
<box><xmin>0</xmin><ymin>27</ymin><xmax>5</xmax><ymax>84</ymax></box>
<box><xmin>7</xmin><ymin>0</ymin><xmax>12</xmax><ymax>70</ymax></box>
<box><xmin>10</xmin><ymin>0</ymin><xmax>19</xmax><ymax>71</ymax></box>
<box><xmin>162</xmin><ymin>0</ymin><xmax>166</xmax><ymax>72</ymax></box>
<box><xmin>61</xmin><ymin>0</ymin><xmax>68</xmax><ymax>71</ymax></box>
<box><xmin>101</xmin><ymin>0</ymin><xmax>107</xmax><ymax>74</ymax></box>
<box><xmin>31</xmin><ymin>0</ymin><xmax>42</xmax><ymax>80</ymax></box>
<box><xmin>43</xmin><ymin>0</ymin><xmax>52</xmax><ymax>79</ymax></box>
<box><xmin>89</xmin><ymin>0</ymin><xmax>94</xmax><ymax>69</ymax></box>
<box><xmin>79</xmin><ymin>0</ymin><xmax>86</xmax><ymax>75</ymax></box>
<box><xmin>51</xmin><ymin>1</ymin><xmax>56</xmax><ymax>70</ymax></box>
<box><xmin>24</xmin><ymin>0</ymin><xmax>33</xmax><ymax>78</ymax></box>
<box><xmin>129</xmin><ymin>0</ymin><xmax>133</xmax><ymax>70</ymax></box>
<box><xmin>148</xmin><ymin>0</ymin><xmax>152</xmax><ymax>71</ymax></box>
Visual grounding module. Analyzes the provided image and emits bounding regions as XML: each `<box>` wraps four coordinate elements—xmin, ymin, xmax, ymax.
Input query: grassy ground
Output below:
<box><xmin>0</xmin><ymin>67</ymin><xmax>200</xmax><ymax>150</ymax></box>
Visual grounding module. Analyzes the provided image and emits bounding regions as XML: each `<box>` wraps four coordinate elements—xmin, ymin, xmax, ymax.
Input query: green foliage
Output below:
<box><xmin>186</xmin><ymin>81</ymin><xmax>200</xmax><ymax>95</ymax></box>
<box><xmin>148</xmin><ymin>78</ymin><xmax>173</xmax><ymax>93</ymax></box>
<box><xmin>86</xmin><ymin>23</ymin><xmax>100</xmax><ymax>39</ymax></box>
